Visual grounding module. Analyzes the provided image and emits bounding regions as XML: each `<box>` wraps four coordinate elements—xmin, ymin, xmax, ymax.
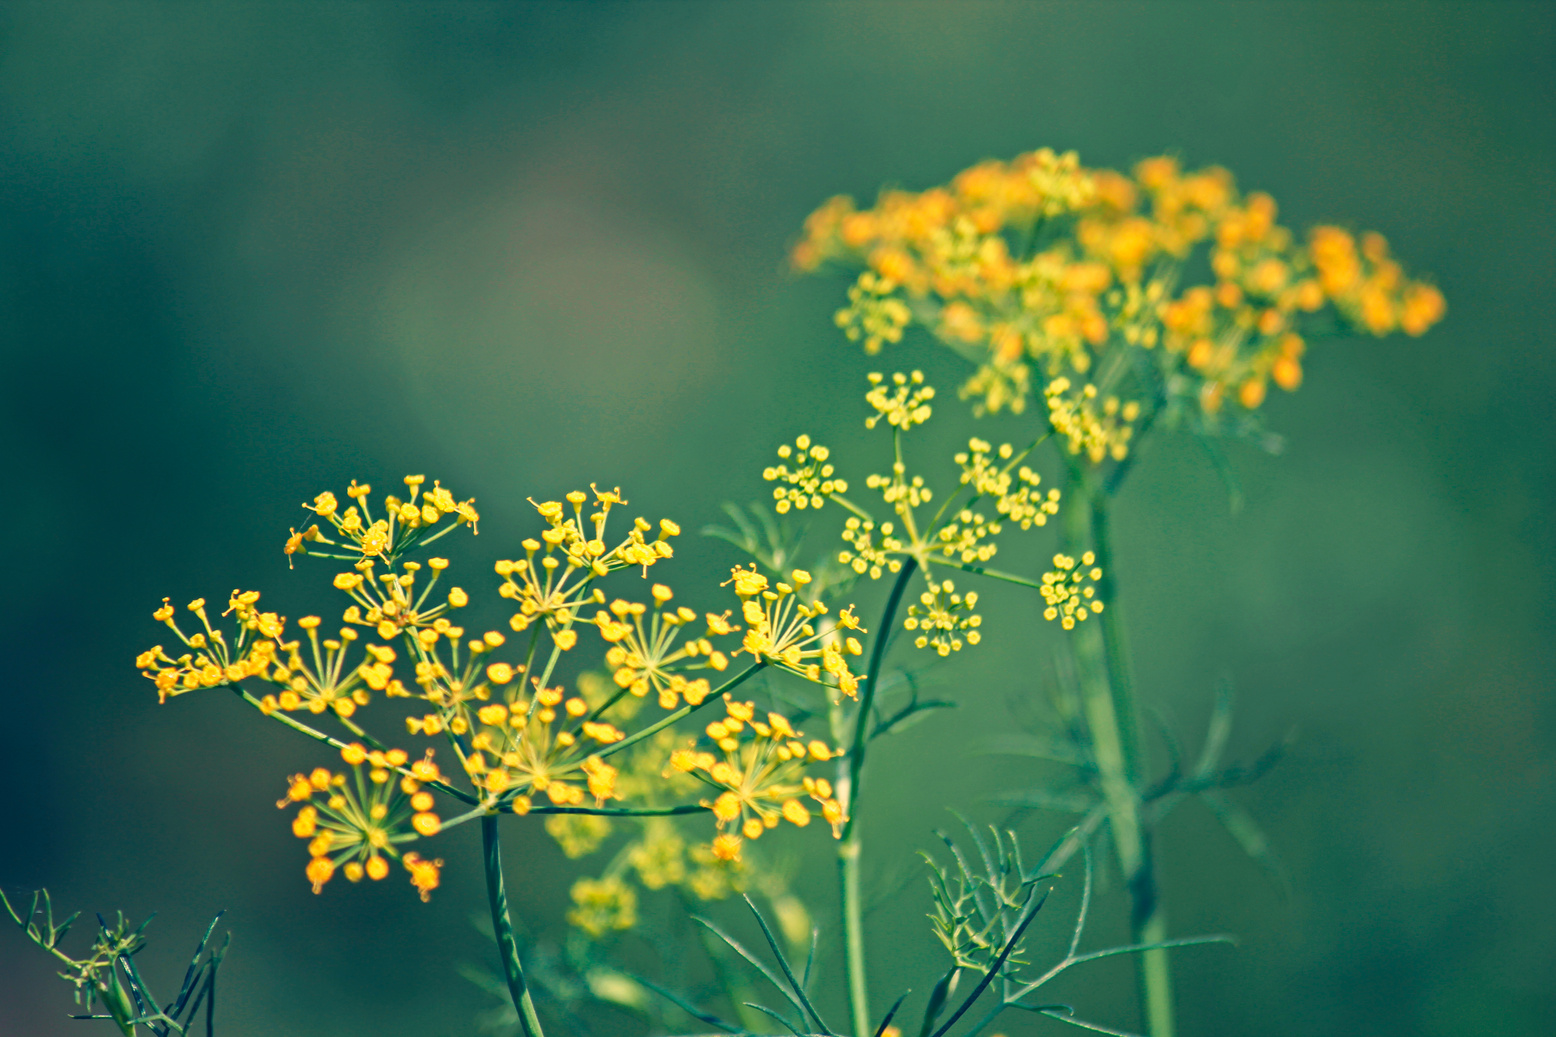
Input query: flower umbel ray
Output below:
<box><xmin>426</xmin><ymin>680</ymin><xmax>626</xmax><ymax>813</ymax></box>
<box><xmin>136</xmin><ymin>591</ymin><xmax>281</xmax><ymax>702</ymax></box>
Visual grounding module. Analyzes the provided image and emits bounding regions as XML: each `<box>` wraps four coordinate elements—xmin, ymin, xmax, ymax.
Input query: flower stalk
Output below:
<box><xmin>482</xmin><ymin>814</ymin><xmax>545</xmax><ymax>1037</ymax></box>
<box><xmin>838</xmin><ymin>556</ymin><xmax>918</xmax><ymax>1037</ymax></box>
<box><xmin>1066</xmin><ymin>468</ymin><xmax>1174</xmax><ymax>1036</ymax></box>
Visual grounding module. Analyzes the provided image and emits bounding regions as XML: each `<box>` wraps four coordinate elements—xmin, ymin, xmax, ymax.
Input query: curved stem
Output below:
<box><xmin>838</xmin><ymin>558</ymin><xmax>918</xmax><ymax>1037</ymax></box>
<box><xmin>482</xmin><ymin>815</ymin><xmax>545</xmax><ymax>1037</ymax></box>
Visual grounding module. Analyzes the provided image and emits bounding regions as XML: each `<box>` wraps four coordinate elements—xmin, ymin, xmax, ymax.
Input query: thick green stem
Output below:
<box><xmin>1067</xmin><ymin>483</ymin><xmax>1175</xmax><ymax>1037</ymax></box>
<box><xmin>481</xmin><ymin>815</ymin><xmax>545</xmax><ymax>1037</ymax></box>
<box><xmin>1132</xmin><ymin>867</ymin><xmax>1176</xmax><ymax>1037</ymax></box>
<box><xmin>838</xmin><ymin>840</ymin><xmax>867</xmax><ymax>1037</ymax></box>
<box><xmin>838</xmin><ymin>557</ymin><xmax>918</xmax><ymax>1037</ymax></box>
<box><xmin>1087</xmin><ymin>496</ymin><xmax>1140</xmax><ymax>774</ymax></box>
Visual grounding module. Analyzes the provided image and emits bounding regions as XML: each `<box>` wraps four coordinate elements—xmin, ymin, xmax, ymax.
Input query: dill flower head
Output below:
<box><xmin>668</xmin><ymin>695</ymin><xmax>844</xmax><ymax>862</ymax></box>
<box><xmin>796</xmin><ymin>148</ymin><xmax>1445</xmax><ymax>443</ymax></box>
<box><xmin>252</xmin><ymin>619</ymin><xmax>377</xmax><ymax>718</ymax></box>
<box><xmin>497</xmin><ymin>485</ymin><xmax>681</xmax><ymax>651</ymax></box>
<box><xmin>290</xmin><ymin>475</ymin><xmax>478</xmax><ymax>567</ymax></box>
<box><xmin>332</xmin><ymin>556</ymin><xmax>467</xmax><ymax>643</ymax></box>
<box><xmin>764</xmin><ymin>434</ymin><xmax>847</xmax><ymax>513</ymax></box>
<box><xmin>954</xmin><ymin>438</ymin><xmax>1061</xmax><ymax>529</ymax></box>
<box><xmin>417</xmin><ymin>677</ymin><xmax>626</xmax><ymax>811</ymax></box>
<box><xmin>725</xmin><ymin>565</ymin><xmax>865</xmax><ymax>697</ymax></box>
<box><xmin>137</xmin><ymin>592</ymin><xmax>281</xmax><ymax>702</ymax></box>
<box><xmin>567</xmin><ymin>876</ymin><xmax>638</xmax><ymax>938</ymax></box>
<box><xmin>1044</xmin><ymin>377</ymin><xmax>1141</xmax><ymax>464</ymax></box>
<box><xmin>591</xmin><ymin>587</ymin><xmax>733</xmax><ymax>710</ymax></box>
<box><xmin>277</xmin><ymin>743</ymin><xmax>444</xmax><ymax>900</ymax></box>
<box><xmin>835</xmin><ymin>271</ymin><xmax>911</xmax><ymax>354</ymax></box>
<box><xmin>838</xmin><ymin>515</ymin><xmax>906</xmax><ymax>580</ymax></box>
<box><xmin>1041</xmin><ymin>552</ymin><xmax>1104</xmax><ymax>630</ymax></box>
<box><xmin>865</xmin><ymin>370</ymin><xmax>936</xmax><ymax>430</ymax></box>
<box><xmin>904</xmin><ymin>577</ymin><xmax>981</xmax><ymax>655</ymax></box>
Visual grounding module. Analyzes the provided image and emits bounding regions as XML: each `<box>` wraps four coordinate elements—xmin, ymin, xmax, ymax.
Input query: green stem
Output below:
<box><xmin>1068</xmin><ymin>482</ymin><xmax>1175</xmax><ymax>1037</ymax></box>
<box><xmin>839</xmin><ymin>558</ymin><xmax>919</xmax><ymax>1037</ymax></box>
<box><xmin>1087</xmin><ymin>496</ymin><xmax>1139</xmax><ymax>772</ymax></box>
<box><xmin>481</xmin><ymin>815</ymin><xmax>545</xmax><ymax>1037</ymax></box>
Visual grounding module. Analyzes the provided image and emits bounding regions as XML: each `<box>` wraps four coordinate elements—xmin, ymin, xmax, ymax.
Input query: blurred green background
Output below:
<box><xmin>1</xmin><ymin>3</ymin><xmax>1551</xmax><ymax>1035</ymax></box>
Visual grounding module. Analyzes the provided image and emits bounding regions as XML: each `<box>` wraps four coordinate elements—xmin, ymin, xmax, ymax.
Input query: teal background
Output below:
<box><xmin>1</xmin><ymin>3</ymin><xmax>1551</xmax><ymax>1035</ymax></box>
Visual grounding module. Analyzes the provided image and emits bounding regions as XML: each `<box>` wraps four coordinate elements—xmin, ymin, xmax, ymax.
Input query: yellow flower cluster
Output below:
<box><xmin>142</xmin><ymin>474</ymin><xmax>868</xmax><ymax>914</ymax></box>
<box><xmin>137</xmin><ymin>593</ymin><xmax>281</xmax><ymax>702</ymax></box>
<box><xmin>592</xmin><ymin>586</ymin><xmax>733</xmax><ymax>710</ymax></box>
<box><xmin>1041</xmin><ymin>552</ymin><xmax>1104</xmax><ymax>630</ymax></box>
<box><xmin>904</xmin><ymin>577</ymin><xmax>981</xmax><ymax>655</ymax></box>
<box><xmin>567</xmin><ymin>876</ymin><xmax>638</xmax><ymax>938</ymax></box>
<box><xmin>277</xmin><ymin>742</ymin><xmax>446</xmax><ymax>900</ymax></box>
<box><xmin>332</xmin><ymin>556</ymin><xmax>466</xmax><ymax>642</ymax></box>
<box><xmin>257</xmin><ymin>618</ymin><xmax>372</xmax><ymax>717</ymax></box>
<box><xmin>764</xmin><ymin>434</ymin><xmax>847</xmax><ymax>513</ymax></box>
<box><xmin>835</xmin><ymin>271</ymin><xmax>912</xmax><ymax>354</ymax></box>
<box><xmin>497</xmin><ymin>486</ymin><xmax>681</xmax><ymax>653</ymax></box>
<box><xmin>1309</xmin><ymin>226</ymin><xmax>1446</xmax><ymax>337</ymax></box>
<box><xmin>953</xmin><ymin>438</ymin><xmax>1061</xmax><ymax>529</ymax></box>
<box><xmin>795</xmin><ymin>148</ymin><xmax>1445</xmax><ymax>439</ymax></box>
<box><xmin>669</xmin><ymin>696</ymin><xmax>843</xmax><ymax>862</ymax></box>
<box><xmin>440</xmin><ymin>683</ymin><xmax>624</xmax><ymax>811</ymax></box>
<box><xmin>838</xmin><ymin>515</ymin><xmax>906</xmax><ymax>580</ymax></box>
<box><xmin>864</xmin><ymin>370</ymin><xmax>936</xmax><ymax>430</ymax></box>
<box><xmin>726</xmin><ymin>566</ymin><xmax>864</xmax><ymax>697</ymax></box>
<box><xmin>1044</xmin><ymin>377</ymin><xmax>1141</xmax><ymax>464</ymax></box>
<box><xmin>287</xmin><ymin>475</ymin><xmax>478</xmax><ymax>566</ymax></box>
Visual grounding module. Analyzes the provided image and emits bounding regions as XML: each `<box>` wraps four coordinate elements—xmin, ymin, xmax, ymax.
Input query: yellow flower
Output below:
<box><xmin>797</xmin><ymin>149</ymin><xmax>1442</xmax><ymax>425</ymax></box>
<box><xmin>138</xmin><ymin>592</ymin><xmax>279</xmax><ymax>703</ymax></box>
<box><xmin>1041</xmin><ymin>552</ymin><xmax>1105</xmax><ymax>630</ymax></box>
<box><xmin>675</xmin><ymin>696</ymin><xmax>842</xmax><ymax>861</ymax></box>
<box><xmin>835</xmin><ymin>272</ymin><xmax>911</xmax><ymax>354</ymax></box>
<box><xmin>865</xmin><ymin>370</ymin><xmax>936</xmax><ymax>430</ymax></box>
<box><xmin>497</xmin><ymin>486</ymin><xmax>681</xmax><ymax>652</ymax></box>
<box><xmin>904</xmin><ymin>577</ymin><xmax>982</xmax><ymax>656</ymax></box>
<box><xmin>592</xmin><ymin>591</ymin><xmax>733</xmax><ymax>710</ymax></box>
<box><xmin>1044</xmin><ymin>378</ymin><xmax>1139</xmax><ymax>465</ymax></box>
<box><xmin>296</xmin><ymin>476</ymin><xmax>477</xmax><ymax>565</ymax></box>
<box><xmin>568</xmin><ymin>876</ymin><xmax>638</xmax><ymax>938</ymax></box>
<box><xmin>764</xmin><ymin>434</ymin><xmax>848</xmax><ymax>513</ymax></box>
<box><xmin>278</xmin><ymin>743</ymin><xmax>440</xmax><ymax>900</ymax></box>
<box><xmin>724</xmin><ymin>566</ymin><xmax>863</xmax><ymax>697</ymax></box>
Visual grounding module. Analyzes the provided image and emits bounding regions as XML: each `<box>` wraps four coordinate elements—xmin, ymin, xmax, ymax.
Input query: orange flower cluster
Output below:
<box><xmin>794</xmin><ymin>149</ymin><xmax>1444</xmax><ymax>439</ymax></box>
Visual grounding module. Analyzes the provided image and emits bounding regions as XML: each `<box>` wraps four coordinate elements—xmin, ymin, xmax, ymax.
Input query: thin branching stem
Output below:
<box><xmin>228</xmin><ymin>685</ymin><xmax>480</xmax><ymax>804</ymax></box>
